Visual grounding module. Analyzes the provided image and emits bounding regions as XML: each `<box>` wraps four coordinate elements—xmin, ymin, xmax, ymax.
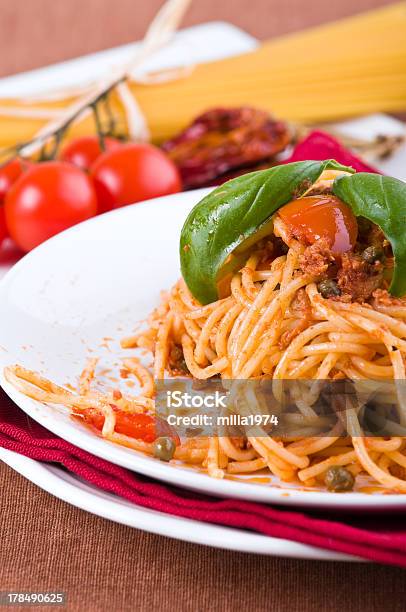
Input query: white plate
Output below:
<box><xmin>0</xmin><ymin>447</ymin><xmax>359</xmax><ymax>562</ymax></box>
<box><xmin>1</xmin><ymin>189</ymin><xmax>406</xmax><ymax>511</ymax></box>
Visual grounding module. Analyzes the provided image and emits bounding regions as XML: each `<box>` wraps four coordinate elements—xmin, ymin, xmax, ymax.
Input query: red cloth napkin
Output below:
<box><xmin>1</xmin><ymin>392</ymin><xmax>406</xmax><ymax>567</ymax></box>
<box><xmin>284</xmin><ymin>130</ymin><xmax>380</xmax><ymax>173</ymax></box>
<box><xmin>2</xmin><ymin>134</ymin><xmax>402</xmax><ymax>567</ymax></box>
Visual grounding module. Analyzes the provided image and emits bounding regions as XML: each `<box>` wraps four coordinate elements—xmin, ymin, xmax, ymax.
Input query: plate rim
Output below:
<box><xmin>1</xmin><ymin>191</ymin><xmax>406</xmax><ymax>511</ymax></box>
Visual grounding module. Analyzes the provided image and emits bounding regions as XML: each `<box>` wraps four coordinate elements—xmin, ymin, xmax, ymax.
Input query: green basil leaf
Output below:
<box><xmin>333</xmin><ymin>173</ymin><xmax>406</xmax><ymax>297</ymax></box>
<box><xmin>180</xmin><ymin>159</ymin><xmax>354</xmax><ymax>304</ymax></box>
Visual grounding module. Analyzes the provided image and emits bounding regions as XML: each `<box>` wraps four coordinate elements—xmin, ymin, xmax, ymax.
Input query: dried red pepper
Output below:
<box><xmin>161</xmin><ymin>107</ymin><xmax>291</xmax><ymax>189</ymax></box>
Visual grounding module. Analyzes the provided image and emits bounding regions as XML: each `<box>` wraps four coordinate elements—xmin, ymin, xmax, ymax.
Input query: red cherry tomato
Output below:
<box><xmin>278</xmin><ymin>195</ymin><xmax>358</xmax><ymax>254</ymax></box>
<box><xmin>90</xmin><ymin>143</ymin><xmax>182</xmax><ymax>213</ymax></box>
<box><xmin>0</xmin><ymin>205</ymin><xmax>7</xmax><ymax>245</ymax></box>
<box><xmin>60</xmin><ymin>136</ymin><xmax>121</xmax><ymax>171</ymax></box>
<box><xmin>5</xmin><ymin>161</ymin><xmax>97</xmax><ymax>252</ymax></box>
<box><xmin>0</xmin><ymin>158</ymin><xmax>24</xmax><ymax>203</ymax></box>
<box><xmin>0</xmin><ymin>158</ymin><xmax>29</xmax><ymax>244</ymax></box>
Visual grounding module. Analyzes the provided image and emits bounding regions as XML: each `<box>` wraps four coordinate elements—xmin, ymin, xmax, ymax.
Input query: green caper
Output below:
<box><xmin>317</xmin><ymin>279</ymin><xmax>341</xmax><ymax>298</ymax></box>
<box><xmin>362</xmin><ymin>245</ymin><xmax>384</xmax><ymax>264</ymax></box>
<box><xmin>324</xmin><ymin>465</ymin><xmax>355</xmax><ymax>492</ymax></box>
<box><xmin>154</xmin><ymin>436</ymin><xmax>176</xmax><ymax>462</ymax></box>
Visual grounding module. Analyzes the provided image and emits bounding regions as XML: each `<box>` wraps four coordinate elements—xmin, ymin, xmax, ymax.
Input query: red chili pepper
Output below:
<box><xmin>162</xmin><ymin>107</ymin><xmax>290</xmax><ymax>189</ymax></box>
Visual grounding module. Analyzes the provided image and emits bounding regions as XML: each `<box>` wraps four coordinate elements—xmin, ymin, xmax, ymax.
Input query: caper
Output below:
<box><xmin>274</xmin><ymin>237</ymin><xmax>289</xmax><ymax>255</ymax></box>
<box><xmin>169</xmin><ymin>345</ymin><xmax>189</xmax><ymax>374</ymax></box>
<box><xmin>362</xmin><ymin>245</ymin><xmax>384</xmax><ymax>264</ymax></box>
<box><xmin>317</xmin><ymin>279</ymin><xmax>341</xmax><ymax>298</ymax></box>
<box><xmin>154</xmin><ymin>436</ymin><xmax>176</xmax><ymax>462</ymax></box>
<box><xmin>324</xmin><ymin>465</ymin><xmax>355</xmax><ymax>492</ymax></box>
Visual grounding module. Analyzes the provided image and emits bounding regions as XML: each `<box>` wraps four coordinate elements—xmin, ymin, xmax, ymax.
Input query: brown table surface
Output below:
<box><xmin>1</xmin><ymin>462</ymin><xmax>406</xmax><ymax>610</ymax></box>
<box><xmin>0</xmin><ymin>0</ymin><xmax>395</xmax><ymax>77</ymax></box>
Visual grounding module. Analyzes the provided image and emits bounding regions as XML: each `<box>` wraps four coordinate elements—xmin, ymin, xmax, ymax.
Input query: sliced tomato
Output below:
<box><xmin>78</xmin><ymin>406</ymin><xmax>179</xmax><ymax>445</ymax></box>
<box><xmin>77</xmin><ymin>407</ymin><xmax>156</xmax><ymax>442</ymax></box>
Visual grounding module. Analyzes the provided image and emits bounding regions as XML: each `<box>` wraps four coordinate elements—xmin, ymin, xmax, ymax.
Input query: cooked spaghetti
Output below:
<box><xmin>5</xmin><ymin>164</ymin><xmax>406</xmax><ymax>493</ymax></box>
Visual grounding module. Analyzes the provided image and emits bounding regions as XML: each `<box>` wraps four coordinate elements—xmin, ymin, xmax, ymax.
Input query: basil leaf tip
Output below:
<box><xmin>180</xmin><ymin>159</ymin><xmax>354</xmax><ymax>304</ymax></box>
<box><xmin>333</xmin><ymin>172</ymin><xmax>406</xmax><ymax>298</ymax></box>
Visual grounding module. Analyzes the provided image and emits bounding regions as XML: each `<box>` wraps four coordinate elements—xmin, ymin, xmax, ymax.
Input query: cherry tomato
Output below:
<box><xmin>90</xmin><ymin>143</ymin><xmax>182</xmax><ymax>213</ymax></box>
<box><xmin>0</xmin><ymin>158</ymin><xmax>25</xmax><ymax>244</ymax></box>
<box><xmin>278</xmin><ymin>195</ymin><xmax>358</xmax><ymax>253</ymax></box>
<box><xmin>0</xmin><ymin>158</ymin><xmax>24</xmax><ymax>203</ymax></box>
<box><xmin>5</xmin><ymin>161</ymin><xmax>97</xmax><ymax>252</ymax></box>
<box><xmin>0</xmin><ymin>205</ymin><xmax>7</xmax><ymax>245</ymax></box>
<box><xmin>60</xmin><ymin>136</ymin><xmax>121</xmax><ymax>171</ymax></box>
